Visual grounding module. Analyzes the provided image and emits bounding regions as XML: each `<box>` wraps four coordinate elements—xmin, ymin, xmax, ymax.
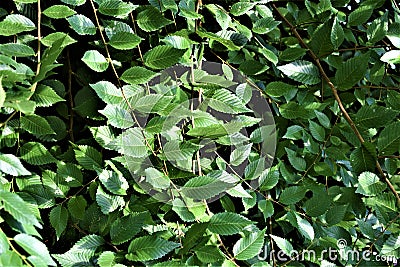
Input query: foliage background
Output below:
<box><xmin>0</xmin><ymin>0</ymin><xmax>400</xmax><ymax>266</ymax></box>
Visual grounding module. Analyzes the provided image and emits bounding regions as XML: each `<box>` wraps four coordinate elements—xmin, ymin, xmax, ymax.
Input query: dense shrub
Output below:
<box><xmin>0</xmin><ymin>0</ymin><xmax>399</xmax><ymax>266</ymax></box>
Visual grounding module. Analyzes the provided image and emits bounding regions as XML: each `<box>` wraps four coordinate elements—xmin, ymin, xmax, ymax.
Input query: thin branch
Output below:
<box><xmin>66</xmin><ymin>48</ymin><xmax>74</xmax><ymax>142</ymax></box>
<box><xmin>36</xmin><ymin>0</ymin><xmax>42</xmax><ymax>74</ymax></box>
<box><xmin>273</xmin><ymin>4</ymin><xmax>400</xmax><ymax>206</ymax></box>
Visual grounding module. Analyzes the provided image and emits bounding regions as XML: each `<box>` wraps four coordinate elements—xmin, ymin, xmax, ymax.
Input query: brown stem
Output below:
<box><xmin>272</xmin><ymin>4</ymin><xmax>400</xmax><ymax>206</ymax></box>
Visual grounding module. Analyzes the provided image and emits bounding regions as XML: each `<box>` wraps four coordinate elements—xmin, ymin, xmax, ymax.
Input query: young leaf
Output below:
<box><xmin>136</xmin><ymin>6</ymin><xmax>173</xmax><ymax>32</ymax></box>
<box><xmin>0</xmin><ymin>43</ymin><xmax>35</xmax><ymax>57</ymax></box>
<box><xmin>277</xmin><ymin>60</ymin><xmax>320</xmax><ymax>85</ymax></box>
<box><xmin>43</xmin><ymin>5</ymin><xmax>76</xmax><ymax>19</ymax></box>
<box><xmin>20</xmin><ymin>142</ymin><xmax>58</xmax><ymax>165</ymax></box>
<box><xmin>82</xmin><ymin>50</ymin><xmax>109</xmax><ymax>72</ymax></box>
<box><xmin>96</xmin><ymin>185</ymin><xmax>124</xmax><ymax>214</ymax></box>
<box><xmin>32</xmin><ymin>84</ymin><xmax>65</xmax><ymax>107</ymax></box>
<box><xmin>73</xmin><ymin>145</ymin><xmax>102</xmax><ymax>170</ymax></box>
<box><xmin>279</xmin><ymin>186</ymin><xmax>307</xmax><ymax>205</ymax></box>
<box><xmin>127</xmin><ymin>236</ymin><xmax>180</xmax><ymax>261</ymax></box>
<box><xmin>230</xmin><ymin>2</ymin><xmax>254</xmax><ymax>16</ymax></box>
<box><xmin>144</xmin><ymin>45</ymin><xmax>186</xmax><ymax>69</ymax></box>
<box><xmin>0</xmin><ymin>153</ymin><xmax>31</xmax><ymax>176</ymax></box>
<box><xmin>0</xmin><ymin>14</ymin><xmax>36</xmax><ymax>36</ymax></box>
<box><xmin>0</xmin><ymin>191</ymin><xmax>39</xmax><ymax>227</ymax></box>
<box><xmin>233</xmin><ymin>230</ymin><xmax>265</xmax><ymax>260</ymax></box>
<box><xmin>270</xmin><ymin>235</ymin><xmax>293</xmax><ymax>257</ymax></box>
<box><xmin>14</xmin><ymin>234</ymin><xmax>57</xmax><ymax>266</ymax></box>
<box><xmin>121</xmin><ymin>66</ymin><xmax>157</xmax><ymax>84</ymax></box>
<box><xmin>208</xmin><ymin>212</ymin><xmax>254</xmax><ymax>235</ymax></box>
<box><xmin>67</xmin><ymin>14</ymin><xmax>96</xmax><ymax>35</ymax></box>
<box><xmin>377</xmin><ymin>122</ymin><xmax>400</xmax><ymax>155</ymax></box>
<box><xmin>335</xmin><ymin>52</ymin><xmax>370</xmax><ymax>90</ymax></box>
<box><xmin>331</xmin><ymin>17</ymin><xmax>344</xmax><ymax>49</ymax></box>
<box><xmin>285</xmin><ymin>148</ymin><xmax>306</xmax><ymax>172</ymax></box>
<box><xmin>49</xmin><ymin>206</ymin><xmax>68</xmax><ymax>240</ymax></box>
<box><xmin>20</xmin><ymin>115</ymin><xmax>55</xmax><ymax>136</ymax></box>
<box><xmin>110</xmin><ymin>212</ymin><xmax>149</xmax><ymax>245</ymax></box>
<box><xmin>98</xmin><ymin>0</ymin><xmax>137</xmax><ymax>18</ymax></box>
<box><xmin>109</xmin><ymin>32</ymin><xmax>142</xmax><ymax>50</ymax></box>
<box><xmin>356</xmin><ymin>171</ymin><xmax>386</xmax><ymax>196</ymax></box>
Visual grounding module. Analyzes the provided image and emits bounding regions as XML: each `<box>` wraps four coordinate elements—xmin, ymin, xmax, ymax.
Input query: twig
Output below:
<box><xmin>66</xmin><ymin>48</ymin><xmax>74</xmax><ymax>142</ymax></box>
<box><xmin>272</xmin><ymin>4</ymin><xmax>400</xmax><ymax>206</ymax></box>
<box><xmin>36</xmin><ymin>0</ymin><xmax>42</xmax><ymax>74</ymax></box>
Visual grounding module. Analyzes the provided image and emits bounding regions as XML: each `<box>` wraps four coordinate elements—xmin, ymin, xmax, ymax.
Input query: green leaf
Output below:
<box><xmin>67</xmin><ymin>196</ymin><xmax>87</xmax><ymax>220</ymax></box>
<box><xmin>265</xmin><ymin>81</ymin><xmax>297</xmax><ymax>98</ymax></box>
<box><xmin>96</xmin><ymin>185</ymin><xmax>124</xmax><ymax>214</ymax></box>
<box><xmin>98</xmin><ymin>251</ymin><xmax>116</xmax><ymax>267</ymax></box>
<box><xmin>121</xmin><ymin>66</ymin><xmax>157</xmax><ymax>84</ymax></box>
<box><xmin>309</xmin><ymin>120</ymin><xmax>325</xmax><ymax>142</ymax></box>
<box><xmin>127</xmin><ymin>236</ymin><xmax>180</xmax><ymax>261</ymax></box>
<box><xmin>41</xmin><ymin>33</ymin><xmax>77</xmax><ymax>47</ymax></box>
<box><xmin>98</xmin><ymin>0</ymin><xmax>137</xmax><ymax>18</ymax></box>
<box><xmin>230</xmin><ymin>144</ymin><xmax>252</xmax><ymax>166</ymax></box>
<box><xmin>335</xmin><ymin>52</ymin><xmax>370</xmax><ymax>90</ymax></box>
<box><xmin>0</xmin><ymin>191</ymin><xmax>39</xmax><ymax>227</ymax></box>
<box><xmin>73</xmin><ymin>145</ymin><xmax>102</xmax><ymax>170</ymax></box>
<box><xmin>20</xmin><ymin>142</ymin><xmax>58</xmax><ymax>165</ymax></box>
<box><xmin>20</xmin><ymin>115</ymin><xmax>55</xmax><ymax>136</ymax></box>
<box><xmin>206</xmin><ymin>88</ymin><xmax>252</xmax><ymax>114</ymax></box>
<box><xmin>136</xmin><ymin>6</ymin><xmax>173</xmax><ymax>32</ymax></box>
<box><xmin>110</xmin><ymin>212</ymin><xmax>148</xmax><ymax>245</ymax></box>
<box><xmin>0</xmin><ymin>43</ymin><xmax>35</xmax><ymax>57</ymax></box>
<box><xmin>309</xmin><ymin>20</ymin><xmax>334</xmax><ymax>58</ymax></box>
<box><xmin>283</xmin><ymin>125</ymin><xmax>303</xmax><ymax>140</ymax></box>
<box><xmin>109</xmin><ymin>32</ymin><xmax>142</xmax><ymax>50</ymax></box>
<box><xmin>356</xmin><ymin>171</ymin><xmax>386</xmax><ymax>196</ymax></box>
<box><xmin>270</xmin><ymin>235</ymin><xmax>293</xmax><ymax>257</ymax></box>
<box><xmin>285</xmin><ymin>148</ymin><xmax>306</xmax><ymax>172</ymax></box>
<box><xmin>252</xmin><ymin>17</ymin><xmax>280</xmax><ymax>34</ymax></box>
<box><xmin>195</xmin><ymin>245</ymin><xmax>224</xmax><ymax>263</ymax></box>
<box><xmin>0</xmin><ymin>14</ymin><xmax>36</xmax><ymax>36</ymax></box>
<box><xmin>303</xmin><ymin>191</ymin><xmax>331</xmax><ymax>216</ymax></box>
<box><xmin>53</xmin><ymin>235</ymin><xmax>104</xmax><ymax>267</ymax></box>
<box><xmin>182</xmin><ymin>172</ymin><xmax>237</xmax><ymax>200</ymax></box>
<box><xmin>90</xmin><ymin>126</ymin><xmax>116</xmax><ymax>149</ymax></box>
<box><xmin>326</xmin><ymin>205</ymin><xmax>348</xmax><ymax>226</ymax></box>
<box><xmin>355</xmin><ymin>105</ymin><xmax>398</xmax><ymax>128</ymax></box>
<box><xmin>144</xmin><ymin>45</ymin><xmax>186</xmax><ymax>69</ymax></box>
<box><xmin>89</xmin><ymin>81</ymin><xmax>127</xmax><ymax>105</ymax></box>
<box><xmin>14</xmin><ymin>234</ymin><xmax>56</xmax><ymax>266</ymax></box>
<box><xmin>378</xmin><ymin>122</ymin><xmax>400</xmax><ymax>155</ymax></box>
<box><xmin>49</xmin><ymin>206</ymin><xmax>68</xmax><ymax>240</ymax></box>
<box><xmin>98</xmin><ymin>169</ymin><xmax>128</xmax><ymax>195</ymax></box>
<box><xmin>277</xmin><ymin>60</ymin><xmax>320</xmax><ymax>85</ymax></box>
<box><xmin>233</xmin><ymin>230</ymin><xmax>265</xmax><ymax>260</ymax></box>
<box><xmin>99</xmin><ymin>104</ymin><xmax>134</xmax><ymax>129</ymax></box>
<box><xmin>61</xmin><ymin>0</ymin><xmax>85</xmax><ymax>6</ymax></box>
<box><xmin>367</xmin><ymin>13</ymin><xmax>388</xmax><ymax>44</ymax></box>
<box><xmin>43</xmin><ymin>5</ymin><xmax>76</xmax><ymax>19</ymax></box>
<box><xmin>230</xmin><ymin>2</ymin><xmax>254</xmax><ymax>16</ymax></box>
<box><xmin>331</xmin><ymin>18</ymin><xmax>344</xmax><ymax>49</ymax></box>
<box><xmin>258</xmin><ymin>199</ymin><xmax>274</xmax><ymax>220</ymax></box>
<box><xmin>380</xmin><ymin>50</ymin><xmax>400</xmax><ymax>64</ymax></box>
<box><xmin>350</xmin><ymin>145</ymin><xmax>376</xmax><ymax>173</ymax></box>
<box><xmin>67</xmin><ymin>15</ymin><xmax>96</xmax><ymax>35</ymax></box>
<box><xmin>0</xmin><ymin>153</ymin><xmax>31</xmax><ymax>176</ymax></box>
<box><xmin>295</xmin><ymin>214</ymin><xmax>314</xmax><ymax>240</ymax></box>
<box><xmin>121</xmin><ymin>127</ymin><xmax>148</xmax><ymax>158</ymax></box>
<box><xmin>82</xmin><ymin>50</ymin><xmax>109</xmax><ymax>72</ymax></box>
<box><xmin>31</xmin><ymin>84</ymin><xmax>65</xmax><ymax>107</ymax></box>
<box><xmin>348</xmin><ymin>5</ymin><xmax>373</xmax><ymax>26</ymax></box>
<box><xmin>144</xmin><ymin>167</ymin><xmax>170</xmax><ymax>190</ymax></box>
<box><xmin>208</xmin><ymin>212</ymin><xmax>254</xmax><ymax>235</ymax></box>
<box><xmin>279</xmin><ymin>186</ymin><xmax>307</xmax><ymax>205</ymax></box>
